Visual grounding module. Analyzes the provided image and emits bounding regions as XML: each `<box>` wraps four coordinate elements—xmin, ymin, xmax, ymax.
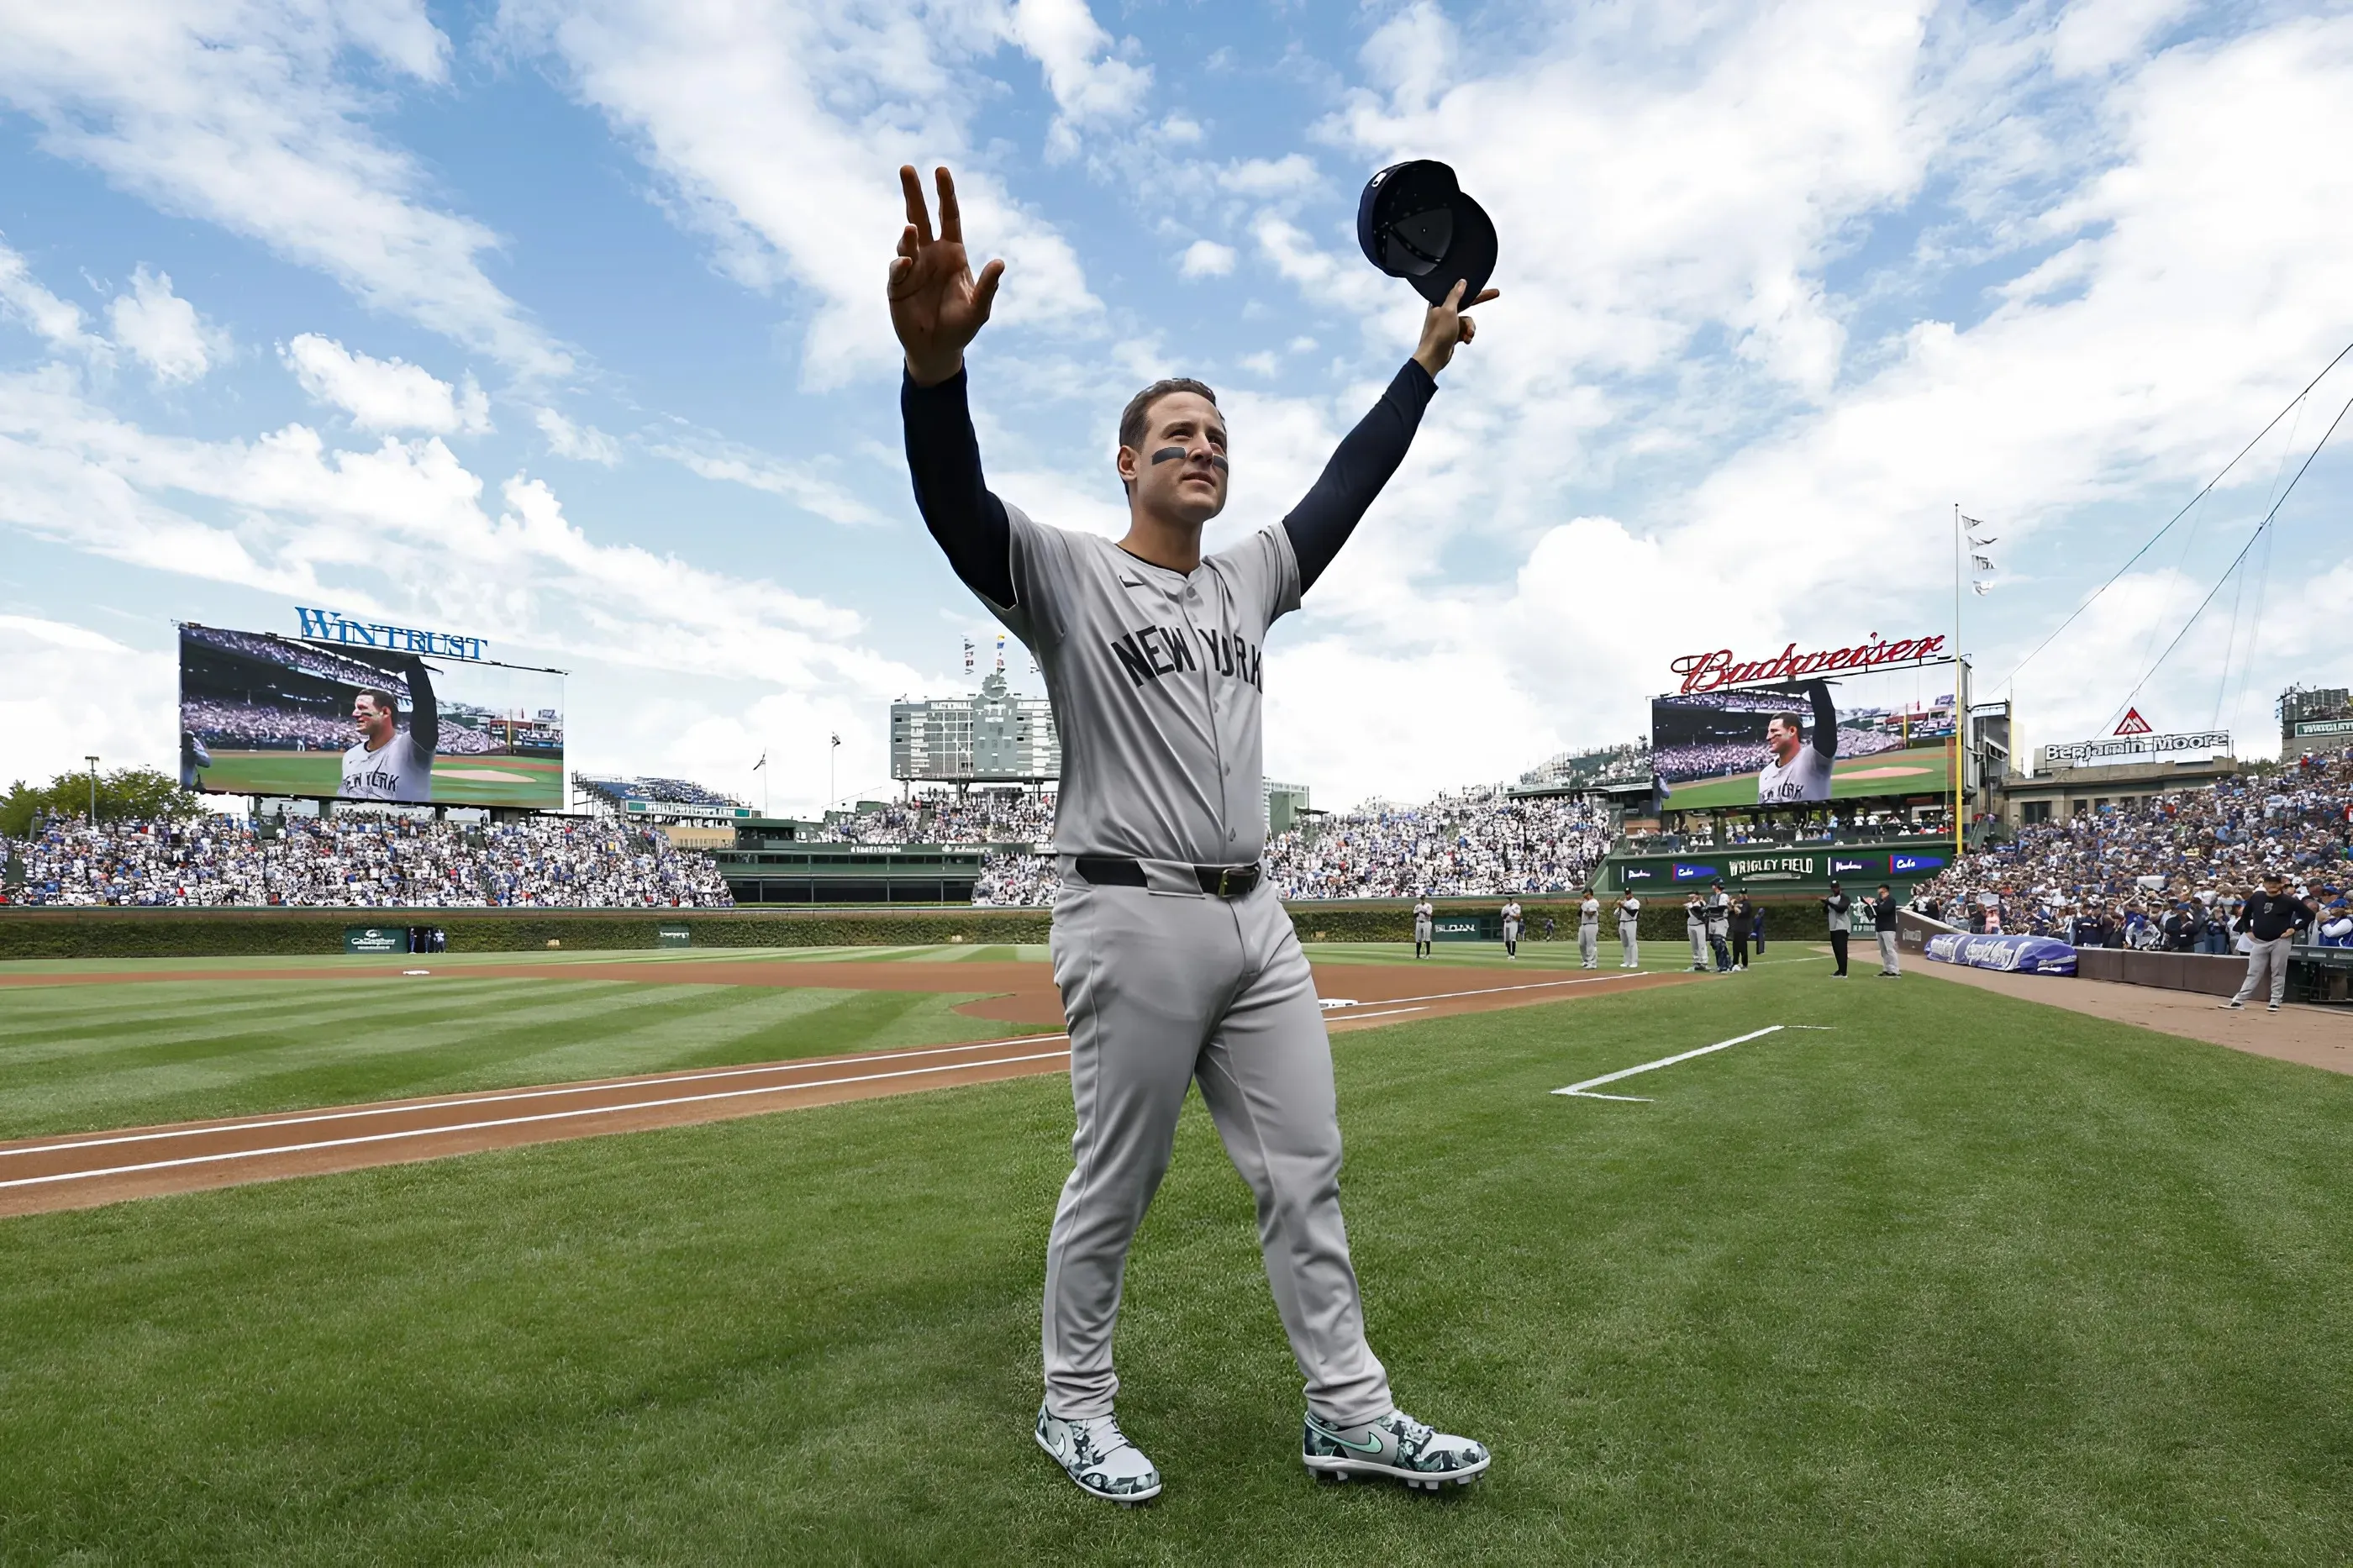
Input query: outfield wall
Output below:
<box><xmin>0</xmin><ymin>896</ymin><xmax>1845</xmax><ymax>960</ymax></box>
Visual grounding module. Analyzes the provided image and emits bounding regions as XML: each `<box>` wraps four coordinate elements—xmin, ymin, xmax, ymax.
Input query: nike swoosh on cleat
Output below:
<box><xmin>1313</xmin><ymin>1423</ymin><xmax>1385</xmax><ymax>1456</ymax></box>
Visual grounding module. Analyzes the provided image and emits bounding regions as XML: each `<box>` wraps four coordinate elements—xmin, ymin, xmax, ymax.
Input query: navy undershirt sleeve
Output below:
<box><xmin>1809</xmin><ymin>681</ymin><xmax>1839</xmax><ymax>759</ymax></box>
<box><xmin>901</xmin><ymin>368</ymin><xmax>1015</xmax><ymax>608</ymax></box>
<box><xmin>1282</xmin><ymin>359</ymin><xmax>1438</xmax><ymax>595</ymax></box>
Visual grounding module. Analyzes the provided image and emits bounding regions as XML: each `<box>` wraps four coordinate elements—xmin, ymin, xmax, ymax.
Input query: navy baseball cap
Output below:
<box><xmin>1356</xmin><ymin>160</ymin><xmax>1498</xmax><ymax>307</ymax></box>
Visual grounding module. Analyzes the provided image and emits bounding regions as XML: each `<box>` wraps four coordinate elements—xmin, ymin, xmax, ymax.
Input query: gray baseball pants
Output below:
<box><xmin>1619</xmin><ymin>921</ymin><xmax>1639</xmax><ymax>966</ymax></box>
<box><xmin>1688</xmin><ymin>924</ymin><xmax>1708</xmax><ymax>968</ymax></box>
<box><xmin>1043</xmin><ymin>874</ymin><xmax>1391</xmax><ymax>1427</ymax></box>
<box><xmin>1578</xmin><ymin>924</ymin><xmax>1598</xmax><ymax>966</ymax></box>
<box><xmin>1877</xmin><ymin>930</ymin><xmax>1901</xmax><ymax>974</ymax></box>
<box><xmin>2230</xmin><ymin>934</ymin><xmax>2293</xmax><ymax>1006</ymax></box>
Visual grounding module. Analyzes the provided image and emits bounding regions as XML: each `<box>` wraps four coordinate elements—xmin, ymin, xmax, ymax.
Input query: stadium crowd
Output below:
<box><xmin>1920</xmin><ymin>745</ymin><xmax>2353</xmax><ymax>947</ymax></box>
<box><xmin>971</xmin><ymin>786</ymin><xmax>1614</xmax><ymax>906</ymax></box>
<box><xmin>828</xmin><ymin>792</ymin><xmax>1057</xmax><ymax>846</ymax></box>
<box><xmin>7</xmin><ymin>812</ymin><xmax>734</xmax><ymax>908</ymax></box>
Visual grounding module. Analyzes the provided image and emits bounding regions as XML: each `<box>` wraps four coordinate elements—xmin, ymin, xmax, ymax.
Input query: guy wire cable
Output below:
<box><xmin>2105</xmin><ymin>381</ymin><xmax>2353</xmax><ymax>731</ymax></box>
<box><xmin>1998</xmin><ymin>336</ymin><xmax>2353</xmax><ymax>689</ymax></box>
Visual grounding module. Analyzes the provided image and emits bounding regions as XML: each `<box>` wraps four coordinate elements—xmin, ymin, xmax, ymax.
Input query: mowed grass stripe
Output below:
<box><xmin>0</xmin><ymin>979</ymin><xmax>1051</xmax><ymax>1139</ymax></box>
<box><xmin>1</xmin><ymin>966</ymin><xmax>2348</xmax><ymax>1562</ymax></box>
<box><xmin>0</xmin><ymin>976</ymin><xmax>583</xmax><ymax>1052</ymax></box>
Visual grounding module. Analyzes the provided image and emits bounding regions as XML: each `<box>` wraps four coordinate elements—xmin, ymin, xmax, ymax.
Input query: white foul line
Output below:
<box><xmin>0</xmin><ymin>1049</ymin><xmax>1076</xmax><ymax>1192</ymax></box>
<box><xmin>1551</xmin><ymin>1025</ymin><xmax>1784</xmax><ymax>1102</ymax></box>
<box><xmin>0</xmin><ymin>1034</ymin><xmax>1071</xmax><ymax>1160</ymax></box>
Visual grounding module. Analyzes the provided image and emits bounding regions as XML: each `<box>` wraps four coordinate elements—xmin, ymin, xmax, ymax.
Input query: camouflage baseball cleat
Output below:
<box><xmin>1034</xmin><ymin>1402</ymin><xmax>1162</xmax><ymax>1504</ymax></box>
<box><xmin>1302</xmin><ymin>1408</ymin><xmax>1490</xmax><ymax>1490</ymax></box>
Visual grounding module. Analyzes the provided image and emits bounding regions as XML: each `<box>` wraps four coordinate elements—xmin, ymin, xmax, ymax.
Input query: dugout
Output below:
<box><xmin>712</xmin><ymin>841</ymin><xmax>989</xmax><ymax>904</ymax></box>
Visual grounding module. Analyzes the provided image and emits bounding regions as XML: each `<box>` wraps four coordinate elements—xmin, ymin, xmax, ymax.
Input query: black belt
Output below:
<box><xmin>1075</xmin><ymin>856</ymin><xmax>1261</xmax><ymax>897</ymax></box>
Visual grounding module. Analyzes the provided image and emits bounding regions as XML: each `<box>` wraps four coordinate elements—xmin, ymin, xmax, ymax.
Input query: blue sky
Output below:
<box><xmin>3</xmin><ymin>0</ymin><xmax>2350</xmax><ymax>814</ymax></box>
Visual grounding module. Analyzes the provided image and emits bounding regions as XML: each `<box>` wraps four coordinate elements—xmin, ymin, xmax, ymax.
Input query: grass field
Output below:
<box><xmin>196</xmin><ymin>749</ymin><xmax>564</xmax><ymax>808</ymax></box>
<box><xmin>4</xmin><ymin>950</ymin><xmax>2351</xmax><ymax>1563</ymax></box>
<box><xmin>1661</xmin><ymin>741</ymin><xmax>1954</xmax><ymax>810</ymax></box>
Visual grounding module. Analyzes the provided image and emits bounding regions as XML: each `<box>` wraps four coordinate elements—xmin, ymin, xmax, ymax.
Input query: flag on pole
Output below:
<box><xmin>1972</xmin><ymin>581</ymin><xmax>1991</xmax><ymax>595</ymax></box>
<box><xmin>1971</xmin><ymin>555</ymin><xmax>1995</xmax><ymax>571</ymax></box>
<box><xmin>752</xmin><ymin>752</ymin><xmax>766</xmax><ymax>771</ymax></box>
<box><xmin>962</xmin><ymin>639</ymin><xmax>975</xmax><ymax>675</ymax></box>
<box><xmin>829</xmin><ymin>733</ymin><xmax>841</xmax><ymax>749</ymax></box>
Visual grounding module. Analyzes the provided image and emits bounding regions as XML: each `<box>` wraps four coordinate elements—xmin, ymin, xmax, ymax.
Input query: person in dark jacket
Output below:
<box><xmin>1871</xmin><ymin>884</ymin><xmax>1901</xmax><ymax>976</ymax></box>
<box><xmin>1822</xmin><ymin>881</ymin><xmax>1851</xmax><ymax>977</ymax></box>
<box><xmin>2221</xmin><ymin>871</ymin><xmax>2317</xmax><ymax>1012</ymax></box>
<box><xmin>1729</xmin><ymin>894</ymin><xmax>1754</xmax><ymax>971</ymax></box>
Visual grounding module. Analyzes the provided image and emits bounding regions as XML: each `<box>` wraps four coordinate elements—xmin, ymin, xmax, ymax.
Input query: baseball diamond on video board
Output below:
<box><xmin>179</xmin><ymin>624</ymin><xmax>565</xmax><ymax>808</ymax></box>
<box><xmin>1651</xmin><ymin>665</ymin><xmax>1957</xmax><ymax>813</ymax></box>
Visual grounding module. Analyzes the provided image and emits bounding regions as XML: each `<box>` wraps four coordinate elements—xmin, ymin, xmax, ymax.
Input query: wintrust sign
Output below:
<box><xmin>1670</xmin><ymin>634</ymin><xmax>1949</xmax><ymax>694</ymax></box>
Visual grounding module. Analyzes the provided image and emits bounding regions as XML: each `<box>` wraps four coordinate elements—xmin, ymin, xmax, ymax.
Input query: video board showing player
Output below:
<box><xmin>1650</xmin><ymin>666</ymin><xmax>1956</xmax><ymax>813</ymax></box>
<box><xmin>177</xmin><ymin>624</ymin><xmax>565</xmax><ymax>808</ymax></box>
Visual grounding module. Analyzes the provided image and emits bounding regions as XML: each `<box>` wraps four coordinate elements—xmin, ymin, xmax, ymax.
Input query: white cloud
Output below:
<box><xmin>501</xmin><ymin>0</ymin><xmax>1104</xmax><ymax>386</ymax></box>
<box><xmin>1009</xmin><ymin>0</ymin><xmax>1150</xmax><ymax>157</ymax></box>
<box><xmin>0</xmin><ymin>2</ymin><xmax>567</xmax><ymax>376</ymax></box>
<box><xmin>1219</xmin><ymin>154</ymin><xmax>1321</xmax><ymax>200</ymax></box>
<box><xmin>1178</xmin><ymin>239</ymin><xmax>1236</xmax><ymax>278</ymax></box>
<box><xmin>649</xmin><ymin>436</ymin><xmax>888</xmax><ymax>529</ymax></box>
<box><xmin>534</xmin><ymin>408</ymin><xmax>622</xmax><ymax>466</ymax></box>
<box><xmin>0</xmin><ymin>613</ymin><xmax>173</xmax><ymax>785</ymax></box>
<box><xmin>0</xmin><ymin>236</ymin><xmax>97</xmax><ymax>352</ymax></box>
<box><xmin>108</xmin><ymin>266</ymin><xmax>225</xmax><ymax>383</ymax></box>
<box><xmin>281</xmin><ymin>333</ymin><xmax>490</xmax><ymax>434</ymax></box>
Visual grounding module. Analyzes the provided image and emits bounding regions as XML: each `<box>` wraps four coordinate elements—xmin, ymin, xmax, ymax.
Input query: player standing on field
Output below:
<box><xmin>340</xmin><ymin>654</ymin><xmax>438</xmax><ymax>803</ymax></box>
<box><xmin>1500</xmin><ymin>897</ymin><xmax>1524</xmax><ymax>959</ymax></box>
<box><xmin>1616</xmin><ymin>892</ymin><xmax>1641</xmax><ymax>967</ymax></box>
<box><xmin>891</xmin><ymin>165</ymin><xmax>1493</xmax><ymax>1503</ymax></box>
<box><xmin>1577</xmin><ymin>888</ymin><xmax>1601</xmax><ymax>969</ymax></box>
<box><xmin>1412</xmin><ymin>895</ymin><xmax>1434</xmax><ymax>959</ymax></box>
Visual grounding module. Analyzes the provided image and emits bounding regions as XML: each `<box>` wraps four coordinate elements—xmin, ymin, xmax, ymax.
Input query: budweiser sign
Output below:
<box><xmin>1671</xmin><ymin>634</ymin><xmax>1949</xmax><ymax>694</ymax></box>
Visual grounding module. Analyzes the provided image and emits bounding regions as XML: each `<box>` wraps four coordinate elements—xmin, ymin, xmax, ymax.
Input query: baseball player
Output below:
<box><xmin>341</xmin><ymin>653</ymin><xmax>437</xmax><ymax>803</ymax></box>
<box><xmin>891</xmin><ymin>165</ymin><xmax>1492</xmax><ymax>1503</ymax></box>
<box><xmin>1500</xmin><ymin>897</ymin><xmax>1524</xmax><ymax>959</ymax></box>
<box><xmin>1412</xmin><ymin>895</ymin><xmax>1434</xmax><ymax>959</ymax></box>
<box><xmin>1616</xmin><ymin>892</ymin><xmax>1641</xmax><ymax>967</ymax></box>
<box><xmin>1758</xmin><ymin>680</ymin><xmax>1837</xmax><ymax>805</ymax></box>
<box><xmin>1577</xmin><ymin>888</ymin><xmax>1601</xmax><ymax>969</ymax></box>
<box><xmin>1703</xmin><ymin>879</ymin><xmax>1734</xmax><ymax>972</ymax></box>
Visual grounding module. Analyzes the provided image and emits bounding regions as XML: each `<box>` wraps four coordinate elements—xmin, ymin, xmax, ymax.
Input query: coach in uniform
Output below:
<box><xmin>1616</xmin><ymin>891</ymin><xmax>1641</xmax><ymax>968</ymax></box>
<box><xmin>1821</xmin><ymin>880</ymin><xmax>1852</xmax><ymax>977</ymax></box>
<box><xmin>1685</xmin><ymin>891</ymin><xmax>1709</xmax><ymax>971</ymax></box>
<box><xmin>1703</xmin><ymin>879</ymin><xmax>1734</xmax><ymax>973</ymax></box>
<box><xmin>1413</xmin><ymin>895</ymin><xmax>1434</xmax><ymax>959</ymax></box>
<box><xmin>341</xmin><ymin>653</ymin><xmax>438</xmax><ymax>803</ymax></box>
<box><xmin>892</xmin><ymin>165</ymin><xmax>1492</xmax><ymax>1503</ymax></box>
<box><xmin>1500</xmin><ymin>897</ymin><xmax>1524</xmax><ymax>960</ymax></box>
<box><xmin>1577</xmin><ymin>888</ymin><xmax>1601</xmax><ymax>969</ymax></box>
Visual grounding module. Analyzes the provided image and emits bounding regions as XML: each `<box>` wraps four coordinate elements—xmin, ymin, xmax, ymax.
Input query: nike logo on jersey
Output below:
<box><xmin>1108</xmin><ymin>624</ymin><xmax>1262</xmax><ymax>692</ymax></box>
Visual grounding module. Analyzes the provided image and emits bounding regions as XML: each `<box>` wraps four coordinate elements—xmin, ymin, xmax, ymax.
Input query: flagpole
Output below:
<box><xmin>1953</xmin><ymin>502</ymin><xmax>1963</xmax><ymax>867</ymax></box>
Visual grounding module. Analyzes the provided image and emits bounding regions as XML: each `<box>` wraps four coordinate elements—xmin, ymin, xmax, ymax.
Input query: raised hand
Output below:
<box><xmin>1412</xmin><ymin>279</ymin><xmax>1501</xmax><ymax>378</ymax></box>
<box><xmin>888</xmin><ymin>165</ymin><xmax>1005</xmax><ymax>387</ymax></box>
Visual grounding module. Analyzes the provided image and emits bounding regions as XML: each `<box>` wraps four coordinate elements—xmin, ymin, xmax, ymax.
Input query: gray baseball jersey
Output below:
<box><xmin>341</xmin><ymin>733</ymin><xmax>431</xmax><ymax>802</ymax></box>
<box><xmin>985</xmin><ymin>506</ymin><xmax>1292</xmax><ymax>866</ymax></box>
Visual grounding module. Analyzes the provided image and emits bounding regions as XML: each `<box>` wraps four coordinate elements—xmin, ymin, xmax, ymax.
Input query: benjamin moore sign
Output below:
<box><xmin>2040</xmin><ymin>730</ymin><xmax>2230</xmax><ymax>768</ymax></box>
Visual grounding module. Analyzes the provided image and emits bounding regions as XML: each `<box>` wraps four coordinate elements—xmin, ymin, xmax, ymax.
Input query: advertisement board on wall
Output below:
<box><xmin>180</xmin><ymin>623</ymin><xmax>565</xmax><ymax>808</ymax></box>
<box><xmin>1650</xmin><ymin>662</ymin><xmax>1958</xmax><ymax>812</ymax></box>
